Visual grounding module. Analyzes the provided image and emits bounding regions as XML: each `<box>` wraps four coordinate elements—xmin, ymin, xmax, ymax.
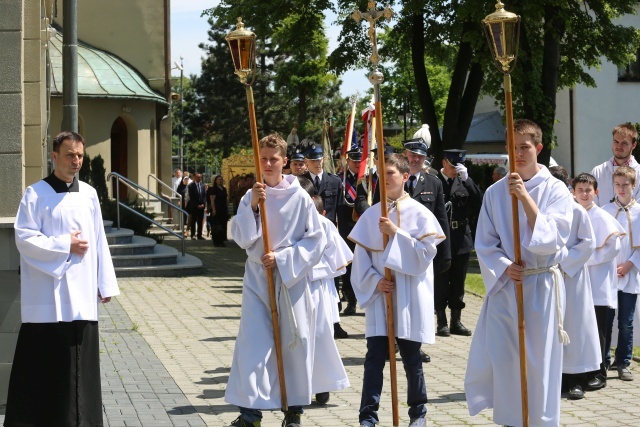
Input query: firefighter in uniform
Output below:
<box><xmin>435</xmin><ymin>149</ymin><xmax>482</xmax><ymax>336</ymax></box>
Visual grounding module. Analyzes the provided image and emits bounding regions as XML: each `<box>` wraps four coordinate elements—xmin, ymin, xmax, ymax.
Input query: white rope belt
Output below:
<box><xmin>249</xmin><ymin>257</ymin><xmax>300</xmax><ymax>351</ymax></box>
<box><xmin>523</xmin><ymin>264</ymin><xmax>570</xmax><ymax>346</ymax></box>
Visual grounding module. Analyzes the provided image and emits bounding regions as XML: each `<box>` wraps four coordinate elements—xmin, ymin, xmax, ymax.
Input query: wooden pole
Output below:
<box><xmin>504</xmin><ymin>73</ymin><xmax>528</xmax><ymax>426</ymax></box>
<box><xmin>367</xmin><ymin>115</ymin><xmax>377</xmax><ymax>206</ymax></box>
<box><xmin>245</xmin><ymin>85</ymin><xmax>288</xmax><ymax>411</ymax></box>
<box><xmin>373</xmin><ymin>83</ymin><xmax>399</xmax><ymax>427</ymax></box>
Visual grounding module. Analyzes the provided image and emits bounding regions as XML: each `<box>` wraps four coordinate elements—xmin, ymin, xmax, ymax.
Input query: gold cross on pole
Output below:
<box><xmin>352</xmin><ymin>1</ymin><xmax>393</xmax><ymax>68</ymax></box>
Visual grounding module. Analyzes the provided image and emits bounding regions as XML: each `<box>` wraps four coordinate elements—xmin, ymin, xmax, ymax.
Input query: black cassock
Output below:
<box><xmin>5</xmin><ymin>174</ymin><xmax>104</xmax><ymax>427</ymax></box>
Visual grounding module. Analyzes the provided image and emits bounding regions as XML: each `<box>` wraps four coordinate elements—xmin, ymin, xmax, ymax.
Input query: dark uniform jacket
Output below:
<box><xmin>336</xmin><ymin>169</ymin><xmax>358</xmax><ymax>241</ymax></box>
<box><xmin>302</xmin><ymin>171</ymin><xmax>342</xmax><ymax>225</ymax></box>
<box><xmin>355</xmin><ymin>170</ymin><xmax>452</xmax><ymax>266</ymax></box>
<box><xmin>438</xmin><ymin>172</ymin><xmax>483</xmax><ymax>256</ymax></box>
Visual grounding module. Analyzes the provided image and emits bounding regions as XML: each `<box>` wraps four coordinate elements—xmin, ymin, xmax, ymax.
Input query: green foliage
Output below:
<box><xmin>100</xmin><ymin>199</ymin><xmax>154</xmax><ymax>237</ymax></box>
<box><xmin>90</xmin><ymin>155</ymin><xmax>109</xmax><ymax>204</ymax></box>
<box><xmin>79</xmin><ymin>153</ymin><xmax>91</xmax><ymax>183</ymax></box>
<box><xmin>195</xmin><ymin>2</ymin><xmax>348</xmax><ymax>153</ymax></box>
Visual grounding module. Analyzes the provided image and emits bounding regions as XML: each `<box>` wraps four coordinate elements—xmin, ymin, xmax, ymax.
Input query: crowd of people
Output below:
<box><xmin>4</xmin><ymin>120</ymin><xmax>639</xmax><ymax>427</ymax></box>
<box><xmin>223</xmin><ymin>121</ymin><xmax>640</xmax><ymax>427</ymax></box>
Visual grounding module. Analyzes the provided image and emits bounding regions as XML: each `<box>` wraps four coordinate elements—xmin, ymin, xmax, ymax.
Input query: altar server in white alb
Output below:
<box><xmin>304</xmin><ymin>187</ymin><xmax>351</xmax><ymax>405</ymax></box>
<box><xmin>572</xmin><ymin>172</ymin><xmax>625</xmax><ymax>391</ymax></box>
<box><xmin>465</xmin><ymin>119</ymin><xmax>573</xmax><ymax>426</ymax></box>
<box><xmin>225</xmin><ymin>133</ymin><xmax>326</xmax><ymax>427</ymax></box>
<box><xmin>549</xmin><ymin>166</ymin><xmax>600</xmax><ymax>401</ymax></box>
<box><xmin>350</xmin><ymin>154</ymin><xmax>445</xmax><ymax>427</ymax></box>
<box><xmin>602</xmin><ymin>166</ymin><xmax>640</xmax><ymax>383</ymax></box>
<box><xmin>5</xmin><ymin>131</ymin><xmax>119</xmax><ymax>427</ymax></box>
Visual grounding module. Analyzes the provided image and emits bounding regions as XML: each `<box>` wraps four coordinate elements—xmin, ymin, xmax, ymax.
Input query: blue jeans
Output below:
<box><xmin>359</xmin><ymin>336</ymin><xmax>427</xmax><ymax>426</ymax></box>
<box><xmin>615</xmin><ymin>291</ymin><xmax>638</xmax><ymax>367</ymax></box>
<box><xmin>238</xmin><ymin>405</ymin><xmax>303</xmax><ymax>423</ymax></box>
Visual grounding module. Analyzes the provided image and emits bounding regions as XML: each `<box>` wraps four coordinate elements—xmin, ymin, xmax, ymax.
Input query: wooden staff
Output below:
<box><xmin>504</xmin><ymin>73</ymin><xmax>527</xmax><ymax>425</ymax></box>
<box><xmin>372</xmin><ymin>76</ymin><xmax>399</xmax><ymax>427</ymax></box>
<box><xmin>367</xmin><ymin>115</ymin><xmax>377</xmax><ymax>206</ymax></box>
<box><xmin>245</xmin><ymin>85</ymin><xmax>288</xmax><ymax>411</ymax></box>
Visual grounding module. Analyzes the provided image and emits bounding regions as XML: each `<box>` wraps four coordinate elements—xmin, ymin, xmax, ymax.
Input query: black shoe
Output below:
<box><xmin>449</xmin><ymin>309</ymin><xmax>472</xmax><ymax>336</ymax></box>
<box><xmin>420</xmin><ymin>349</ymin><xmax>431</xmax><ymax>363</ymax></box>
<box><xmin>343</xmin><ymin>303</ymin><xmax>356</xmax><ymax>316</ymax></box>
<box><xmin>282</xmin><ymin>411</ymin><xmax>301</xmax><ymax>427</ymax></box>
<box><xmin>436</xmin><ymin>311</ymin><xmax>450</xmax><ymax>337</ymax></box>
<box><xmin>585</xmin><ymin>375</ymin><xmax>606</xmax><ymax>391</ymax></box>
<box><xmin>198</xmin><ymin>236</ymin><xmax>206</xmax><ymax>240</ymax></box>
<box><xmin>315</xmin><ymin>392</ymin><xmax>330</xmax><ymax>404</ymax></box>
<box><xmin>334</xmin><ymin>323</ymin><xmax>348</xmax><ymax>339</ymax></box>
<box><xmin>568</xmin><ymin>384</ymin><xmax>584</xmax><ymax>400</ymax></box>
<box><xmin>229</xmin><ymin>416</ymin><xmax>261</xmax><ymax>427</ymax></box>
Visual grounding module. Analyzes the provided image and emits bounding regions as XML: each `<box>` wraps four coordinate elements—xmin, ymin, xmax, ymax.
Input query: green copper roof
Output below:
<box><xmin>49</xmin><ymin>32</ymin><xmax>168</xmax><ymax>105</ymax></box>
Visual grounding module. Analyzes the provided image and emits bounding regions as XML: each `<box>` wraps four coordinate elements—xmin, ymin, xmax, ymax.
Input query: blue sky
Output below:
<box><xmin>170</xmin><ymin>0</ymin><xmax>368</xmax><ymax>97</ymax></box>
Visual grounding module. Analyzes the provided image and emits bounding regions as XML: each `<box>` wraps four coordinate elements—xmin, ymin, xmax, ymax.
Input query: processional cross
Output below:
<box><xmin>352</xmin><ymin>1</ymin><xmax>393</xmax><ymax>69</ymax></box>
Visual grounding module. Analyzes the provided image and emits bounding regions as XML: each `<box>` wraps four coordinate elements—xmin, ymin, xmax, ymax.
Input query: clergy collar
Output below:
<box><xmin>585</xmin><ymin>202</ymin><xmax>596</xmax><ymax>211</ymax></box>
<box><xmin>44</xmin><ymin>172</ymin><xmax>79</xmax><ymax>193</ymax></box>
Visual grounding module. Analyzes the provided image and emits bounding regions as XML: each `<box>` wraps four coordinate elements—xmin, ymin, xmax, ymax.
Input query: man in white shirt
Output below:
<box><xmin>590</xmin><ymin>123</ymin><xmax>639</xmax><ymax>206</ymax></box>
<box><xmin>6</xmin><ymin>131</ymin><xmax>119</xmax><ymax>426</ymax></box>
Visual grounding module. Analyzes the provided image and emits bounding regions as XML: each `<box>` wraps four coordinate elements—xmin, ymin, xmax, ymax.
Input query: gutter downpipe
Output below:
<box><xmin>569</xmin><ymin>89</ymin><xmax>575</xmax><ymax>177</ymax></box>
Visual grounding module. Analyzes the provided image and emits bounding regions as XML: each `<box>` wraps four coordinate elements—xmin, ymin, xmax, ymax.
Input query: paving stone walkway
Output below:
<box><xmin>3</xmin><ymin>235</ymin><xmax>639</xmax><ymax>426</ymax></box>
<box><xmin>113</xmin><ymin>237</ymin><xmax>640</xmax><ymax>426</ymax></box>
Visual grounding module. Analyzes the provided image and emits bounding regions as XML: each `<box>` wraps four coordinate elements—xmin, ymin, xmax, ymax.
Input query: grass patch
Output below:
<box><xmin>466</xmin><ymin>273</ymin><xmax>486</xmax><ymax>297</ymax></box>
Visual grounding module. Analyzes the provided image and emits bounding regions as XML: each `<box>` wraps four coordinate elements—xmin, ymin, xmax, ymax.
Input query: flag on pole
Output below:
<box><xmin>359</xmin><ymin>99</ymin><xmax>376</xmax><ymax>179</ymax></box>
<box><xmin>322</xmin><ymin>120</ymin><xmax>335</xmax><ymax>174</ymax></box>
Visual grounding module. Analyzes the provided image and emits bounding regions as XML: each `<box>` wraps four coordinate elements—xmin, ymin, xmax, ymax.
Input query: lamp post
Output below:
<box><xmin>174</xmin><ymin>58</ymin><xmax>185</xmax><ymax>171</ymax></box>
<box><xmin>225</xmin><ymin>18</ymin><xmax>288</xmax><ymax>412</ymax></box>
<box><xmin>353</xmin><ymin>2</ymin><xmax>399</xmax><ymax>425</ymax></box>
<box><xmin>482</xmin><ymin>2</ymin><xmax>527</xmax><ymax>426</ymax></box>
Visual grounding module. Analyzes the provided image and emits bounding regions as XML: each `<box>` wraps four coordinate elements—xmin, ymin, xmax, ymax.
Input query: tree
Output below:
<box><xmin>331</xmin><ymin>0</ymin><xmax>640</xmax><ymax>165</ymax></box>
<box><xmin>202</xmin><ymin>0</ymin><xmax>348</xmax><ymax>142</ymax></box>
<box><xmin>486</xmin><ymin>0</ymin><xmax>640</xmax><ymax>164</ymax></box>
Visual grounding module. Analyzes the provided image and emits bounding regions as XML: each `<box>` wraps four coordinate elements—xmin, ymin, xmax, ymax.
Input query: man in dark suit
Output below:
<box><xmin>336</xmin><ymin>145</ymin><xmax>362</xmax><ymax>315</ymax></box>
<box><xmin>302</xmin><ymin>143</ymin><xmax>348</xmax><ymax>339</ymax></box>
<box><xmin>435</xmin><ymin>149</ymin><xmax>483</xmax><ymax>336</ymax></box>
<box><xmin>187</xmin><ymin>173</ymin><xmax>207</xmax><ymax>240</ymax></box>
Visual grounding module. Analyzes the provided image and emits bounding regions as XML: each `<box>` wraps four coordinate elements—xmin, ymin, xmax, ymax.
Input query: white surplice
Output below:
<box><xmin>585</xmin><ymin>203</ymin><xmax>625</xmax><ymax>309</ymax></box>
<box><xmin>225</xmin><ymin>175</ymin><xmax>327</xmax><ymax>409</ymax></box>
<box><xmin>14</xmin><ymin>180</ymin><xmax>119</xmax><ymax>322</ymax></box>
<box><xmin>602</xmin><ymin>200</ymin><xmax>640</xmax><ymax>294</ymax></box>
<box><xmin>602</xmin><ymin>200</ymin><xmax>640</xmax><ymax>346</ymax></box>
<box><xmin>308</xmin><ymin>215</ymin><xmax>351</xmax><ymax>394</ymax></box>
<box><xmin>348</xmin><ymin>194</ymin><xmax>445</xmax><ymax>344</ymax></box>
<box><xmin>465</xmin><ymin>166</ymin><xmax>573</xmax><ymax>427</ymax></box>
<box><xmin>560</xmin><ymin>202</ymin><xmax>600</xmax><ymax>374</ymax></box>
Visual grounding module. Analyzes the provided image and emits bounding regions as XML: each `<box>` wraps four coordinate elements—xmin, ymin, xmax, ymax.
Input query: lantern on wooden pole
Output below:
<box><xmin>482</xmin><ymin>2</ymin><xmax>527</xmax><ymax>426</ymax></box>
<box><xmin>226</xmin><ymin>17</ymin><xmax>288</xmax><ymax>412</ymax></box>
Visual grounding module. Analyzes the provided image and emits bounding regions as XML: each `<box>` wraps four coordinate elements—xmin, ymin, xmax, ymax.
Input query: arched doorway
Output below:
<box><xmin>111</xmin><ymin>117</ymin><xmax>128</xmax><ymax>199</ymax></box>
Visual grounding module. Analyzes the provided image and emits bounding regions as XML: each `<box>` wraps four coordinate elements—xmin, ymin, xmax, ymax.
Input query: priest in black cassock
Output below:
<box><xmin>5</xmin><ymin>131</ymin><xmax>119</xmax><ymax>427</ymax></box>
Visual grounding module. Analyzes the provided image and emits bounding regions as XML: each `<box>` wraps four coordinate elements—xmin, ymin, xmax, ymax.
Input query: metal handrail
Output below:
<box><xmin>107</xmin><ymin>172</ymin><xmax>187</xmax><ymax>256</ymax></box>
<box><xmin>148</xmin><ymin>173</ymin><xmax>182</xmax><ymax>202</ymax></box>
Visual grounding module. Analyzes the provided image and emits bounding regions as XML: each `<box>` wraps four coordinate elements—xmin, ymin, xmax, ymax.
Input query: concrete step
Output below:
<box><xmin>109</xmin><ymin>235</ymin><xmax>156</xmax><ymax>256</ymax></box>
<box><xmin>111</xmin><ymin>244</ymin><xmax>178</xmax><ymax>267</ymax></box>
<box><xmin>114</xmin><ymin>252</ymin><xmax>203</xmax><ymax>278</ymax></box>
<box><xmin>106</xmin><ymin>228</ymin><xmax>134</xmax><ymax>244</ymax></box>
<box><xmin>140</xmin><ymin>198</ymin><xmax>163</xmax><ymax>214</ymax></box>
<box><xmin>104</xmin><ymin>220</ymin><xmax>113</xmax><ymax>233</ymax></box>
